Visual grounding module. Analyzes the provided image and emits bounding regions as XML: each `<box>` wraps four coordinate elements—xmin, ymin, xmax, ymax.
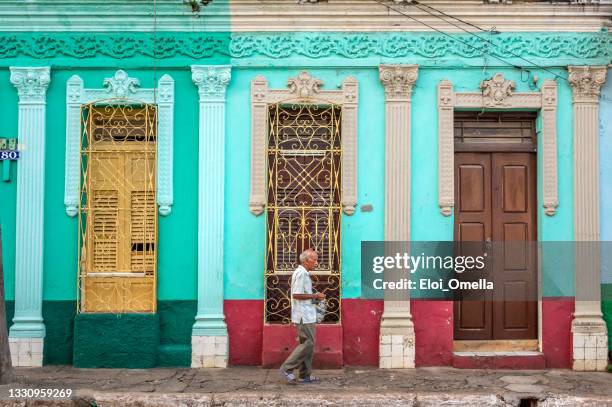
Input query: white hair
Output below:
<box><xmin>299</xmin><ymin>249</ymin><xmax>314</xmax><ymax>264</ymax></box>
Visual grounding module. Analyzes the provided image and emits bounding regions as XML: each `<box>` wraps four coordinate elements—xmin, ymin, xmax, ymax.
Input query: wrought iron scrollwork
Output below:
<box><xmin>265</xmin><ymin>103</ymin><xmax>342</xmax><ymax>324</ymax></box>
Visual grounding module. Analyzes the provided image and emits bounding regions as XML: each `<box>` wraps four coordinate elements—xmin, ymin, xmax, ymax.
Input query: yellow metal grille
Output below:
<box><xmin>78</xmin><ymin>103</ymin><xmax>157</xmax><ymax>313</ymax></box>
<box><xmin>265</xmin><ymin>103</ymin><xmax>342</xmax><ymax>324</ymax></box>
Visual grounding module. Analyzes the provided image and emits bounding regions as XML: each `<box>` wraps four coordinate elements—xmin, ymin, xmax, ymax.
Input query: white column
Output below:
<box><xmin>8</xmin><ymin>67</ymin><xmax>50</xmax><ymax>367</ymax></box>
<box><xmin>568</xmin><ymin>65</ymin><xmax>608</xmax><ymax>372</ymax></box>
<box><xmin>190</xmin><ymin>65</ymin><xmax>231</xmax><ymax>368</ymax></box>
<box><xmin>378</xmin><ymin>64</ymin><xmax>418</xmax><ymax>369</ymax></box>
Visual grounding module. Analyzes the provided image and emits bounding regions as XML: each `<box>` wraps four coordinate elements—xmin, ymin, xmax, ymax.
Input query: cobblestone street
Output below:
<box><xmin>0</xmin><ymin>367</ymin><xmax>610</xmax><ymax>406</ymax></box>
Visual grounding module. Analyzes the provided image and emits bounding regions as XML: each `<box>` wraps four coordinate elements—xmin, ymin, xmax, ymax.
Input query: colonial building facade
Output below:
<box><xmin>0</xmin><ymin>0</ymin><xmax>610</xmax><ymax>371</ymax></box>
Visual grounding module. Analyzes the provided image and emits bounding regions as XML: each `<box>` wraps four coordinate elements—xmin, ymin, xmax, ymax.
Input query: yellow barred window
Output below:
<box><xmin>78</xmin><ymin>103</ymin><xmax>157</xmax><ymax>313</ymax></box>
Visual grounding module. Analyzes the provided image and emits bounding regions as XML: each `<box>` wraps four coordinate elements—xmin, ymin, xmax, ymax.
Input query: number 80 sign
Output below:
<box><xmin>0</xmin><ymin>138</ymin><xmax>19</xmax><ymax>161</ymax></box>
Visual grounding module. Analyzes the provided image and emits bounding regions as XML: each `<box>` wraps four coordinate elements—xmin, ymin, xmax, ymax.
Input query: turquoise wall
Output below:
<box><xmin>0</xmin><ymin>31</ymin><xmax>609</xmax><ymax>306</ymax></box>
<box><xmin>224</xmin><ymin>67</ymin><xmax>385</xmax><ymax>299</ymax></box>
<box><xmin>409</xmin><ymin>67</ymin><xmax>575</xmax><ymax>298</ymax></box>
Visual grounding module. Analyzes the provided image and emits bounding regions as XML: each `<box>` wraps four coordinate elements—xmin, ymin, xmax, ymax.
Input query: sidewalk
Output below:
<box><xmin>0</xmin><ymin>366</ymin><xmax>610</xmax><ymax>406</ymax></box>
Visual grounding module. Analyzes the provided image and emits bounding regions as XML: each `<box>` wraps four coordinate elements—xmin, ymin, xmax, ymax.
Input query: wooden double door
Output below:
<box><xmin>453</xmin><ymin>151</ymin><xmax>537</xmax><ymax>340</ymax></box>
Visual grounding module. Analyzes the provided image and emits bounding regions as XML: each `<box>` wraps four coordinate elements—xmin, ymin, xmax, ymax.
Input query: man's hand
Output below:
<box><xmin>315</xmin><ymin>292</ymin><xmax>325</xmax><ymax>300</ymax></box>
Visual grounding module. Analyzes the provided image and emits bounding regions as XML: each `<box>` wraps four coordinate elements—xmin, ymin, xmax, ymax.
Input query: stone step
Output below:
<box><xmin>452</xmin><ymin>351</ymin><xmax>546</xmax><ymax>369</ymax></box>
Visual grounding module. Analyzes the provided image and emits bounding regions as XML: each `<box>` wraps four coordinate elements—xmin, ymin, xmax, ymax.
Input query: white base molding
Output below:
<box><xmin>9</xmin><ymin>337</ymin><xmax>43</xmax><ymax>367</ymax></box>
<box><xmin>191</xmin><ymin>335</ymin><xmax>228</xmax><ymax>368</ymax></box>
<box><xmin>571</xmin><ymin>319</ymin><xmax>608</xmax><ymax>371</ymax></box>
<box><xmin>379</xmin><ymin>333</ymin><xmax>415</xmax><ymax>369</ymax></box>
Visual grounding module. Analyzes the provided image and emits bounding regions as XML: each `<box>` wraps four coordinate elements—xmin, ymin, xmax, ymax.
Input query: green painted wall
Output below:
<box><xmin>0</xmin><ymin>69</ymin><xmax>18</xmax><ymax>301</ymax></box>
<box><xmin>603</xmin><ymin>285</ymin><xmax>612</xmax><ymax>351</ymax></box>
<box><xmin>73</xmin><ymin>313</ymin><xmax>160</xmax><ymax>368</ymax></box>
<box><xmin>27</xmin><ymin>68</ymin><xmax>202</xmax><ymax>301</ymax></box>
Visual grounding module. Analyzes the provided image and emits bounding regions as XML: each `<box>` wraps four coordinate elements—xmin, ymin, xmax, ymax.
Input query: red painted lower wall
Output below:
<box><xmin>225</xmin><ymin>299</ymin><xmax>384</xmax><ymax>367</ymax></box>
<box><xmin>412</xmin><ymin>300</ymin><xmax>454</xmax><ymax>367</ymax></box>
<box><xmin>542</xmin><ymin>297</ymin><xmax>574</xmax><ymax>368</ymax></box>
<box><xmin>341</xmin><ymin>299</ymin><xmax>384</xmax><ymax>366</ymax></box>
<box><xmin>224</xmin><ymin>300</ymin><xmax>263</xmax><ymax>366</ymax></box>
<box><xmin>261</xmin><ymin>324</ymin><xmax>343</xmax><ymax>368</ymax></box>
<box><xmin>224</xmin><ymin>297</ymin><xmax>574</xmax><ymax>368</ymax></box>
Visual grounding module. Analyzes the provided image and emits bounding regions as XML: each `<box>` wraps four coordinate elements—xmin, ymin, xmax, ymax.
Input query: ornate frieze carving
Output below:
<box><xmin>9</xmin><ymin>67</ymin><xmax>50</xmax><ymax>103</ymax></box>
<box><xmin>0</xmin><ymin>33</ymin><xmax>608</xmax><ymax>63</ymax></box>
<box><xmin>103</xmin><ymin>69</ymin><xmax>140</xmax><ymax>99</ymax></box>
<box><xmin>192</xmin><ymin>65</ymin><xmax>231</xmax><ymax>99</ymax></box>
<box><xmin>480</xmin><ymin>73</ymin><xmax>516</xmax><ymax>107</ymax></box>
<box><xmin>64</xmin><ymin>70</ymin><xmax>175</xmax><ymax>217</ymax></box>
<box><xmin>379</xmin><ymin>65</ymin><xmax>418</xmax><ymax>101</ymax></box>
<box><xmin>437</xmin><ymin>75</ymin><xmax>558</xmax><ymax>217</ymax></box>
<box><xmin>249</xmin><ymin>72</ymin><xmax>359</xmax><ymax>216</ymax></box>
<box><xmin>568</xmin><ymin>66</ymin><xmax>607</xmax><ymax>102</ymax></box>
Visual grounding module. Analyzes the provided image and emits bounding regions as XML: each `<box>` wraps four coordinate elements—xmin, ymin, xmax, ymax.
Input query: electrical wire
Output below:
<box><xmin>373</xmin><ymin>0</ymin><xmax>568</xmax><ymax>82</ymax></box>
<box><xmin>410</xmin><ymin>0</ymin><xmax>567</xmax><ymax>81</ymax></box>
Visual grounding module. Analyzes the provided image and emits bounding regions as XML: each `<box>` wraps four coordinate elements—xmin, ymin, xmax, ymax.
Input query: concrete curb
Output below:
<box><xmin>1</xmin><ymin>391</ymin><xmax>611</xmax><ymax>407</ymax></box>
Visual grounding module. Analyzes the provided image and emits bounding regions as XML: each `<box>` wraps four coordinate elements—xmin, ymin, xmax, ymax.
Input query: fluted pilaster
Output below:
<box><xmin>378</xmin><ymin>64</ymin><xmax>418</xmax><ymax>369</ymax></box>
<box><xmin>8</xmin><ymin>66</ymin><xmax>50</xmax><ymax>367</ymax></box>
<box><xmin>568</xmin><ymin>65</ymin><xmax>607</xmax><ymax>372</ymax></box>
<box><xmin>191</xmin><ymin>65</ymin><xmax>231</xmax><ymax>368</ymax></box>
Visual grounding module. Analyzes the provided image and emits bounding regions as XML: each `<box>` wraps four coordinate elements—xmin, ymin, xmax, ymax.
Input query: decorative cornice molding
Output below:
<box><xmin>379</xmin><ymin>64</ymin><xmax>418</xmax><ymax>101</ymax></box>
<box><xmin>480</xmin><ymin>73</ymin><xmax>516</xmax><ymax>107</ymax></box>
<box><xmin>0</xmin><ymin>33</ymin><xmax>609</xmax><ymax>63</ymax></box>
<box><xmin>568</xmin><ymin>65</ymin><xmax>607</xmax><ymax>102</ymax></box>
<box><xmin>191</xmin><ymin>65</ymin><xmax>231</xmax><ymax>100</ymax></box>
<box><xmin>9</xmin><ymin>67</ymin><xmax>50</xmax><ymax>103</ymax></box>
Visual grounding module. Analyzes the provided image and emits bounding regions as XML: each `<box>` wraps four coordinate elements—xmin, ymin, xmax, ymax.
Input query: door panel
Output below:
<box><xmin>492</xmin><ymin>153</ymin><xmax>537</xmax><ymax>339</ymax></box>
<box><xmin>454</xmin><ymin>152</ymin><xmax>537</xmax><ymax>340</ymax></box>
<box><xmin>454</xmin><ymin>153</ymin><xmax>493</xmax><ymax>340</ymax></box>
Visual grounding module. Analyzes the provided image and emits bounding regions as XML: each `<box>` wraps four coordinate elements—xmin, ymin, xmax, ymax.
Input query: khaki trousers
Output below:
<box><xmin>280</xmin><ymin>322</ymin><xmax>316</xmax><ymax>378</ymax></box>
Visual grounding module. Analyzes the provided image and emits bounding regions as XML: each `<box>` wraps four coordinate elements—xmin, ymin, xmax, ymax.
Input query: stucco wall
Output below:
<box><xmin>0</xmin><ymin>30</ymin><xmax>609</xmax><ymax>364</ymax></box>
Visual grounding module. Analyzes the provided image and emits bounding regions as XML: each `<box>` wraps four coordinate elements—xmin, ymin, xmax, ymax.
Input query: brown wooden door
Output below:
<box><xmin>454</xmin><ymin>152</ymin><xmax>537</xmax><ymax>340</ymax></box>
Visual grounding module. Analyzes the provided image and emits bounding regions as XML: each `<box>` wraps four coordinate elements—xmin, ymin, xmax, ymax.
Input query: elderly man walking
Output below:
<box><xmin>279</xmin><ymin>248</ymin><xmax>325</xmax><ymax>384</ymax></box>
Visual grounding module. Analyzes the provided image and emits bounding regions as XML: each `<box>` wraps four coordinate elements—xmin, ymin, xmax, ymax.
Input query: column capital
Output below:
<box><xmin>379</xmin><ymin>64</ymin><xmax>418</xmax><ymax>101</ymax></box>
<box><xmin>10</xmin><ymin>66</ymin><xmax>50</xmax><ymax>104</ymax></box>
<box><xmin>191</xmin><ymin>65</ymin><xmax>231</xmax><ymax>100</ymax></box>
<box><xmin>568</xmin><ymin>66</ymin><xmax>607</xmax><ymax>103</ymax></box>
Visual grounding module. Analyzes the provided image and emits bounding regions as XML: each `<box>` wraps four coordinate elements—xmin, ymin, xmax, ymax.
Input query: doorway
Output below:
<box><xmin>453</xmin><ymin>112</ymin><xmax>538</xmax><ymax>341</ymax></box>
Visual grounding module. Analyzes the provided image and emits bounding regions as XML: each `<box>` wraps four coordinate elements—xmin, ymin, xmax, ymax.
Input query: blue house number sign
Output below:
<box><xmin>0</xmin><ymin>138</ymin><xmax>19</xmax><ymax>160</ymax></box>
<box><xmin>0</xmin><ymin>138</ymin><xmax>19</xmax><ymax>182</ymax></box>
